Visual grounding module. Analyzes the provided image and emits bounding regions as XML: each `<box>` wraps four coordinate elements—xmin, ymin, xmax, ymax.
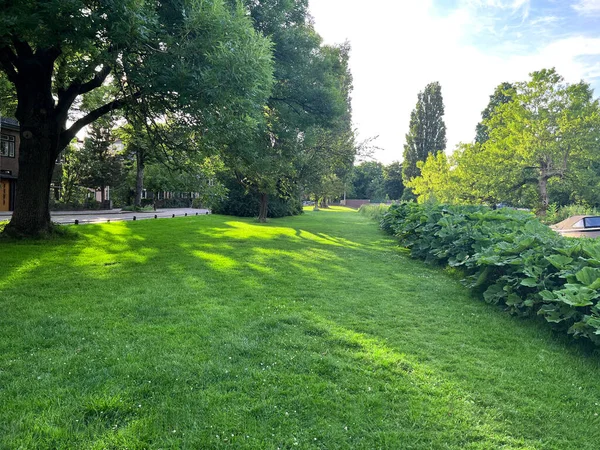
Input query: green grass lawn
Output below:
<box><xmin>1</xmin><ymin>208</ymin><xmax>599</xmax><ymax>449</ymax></box>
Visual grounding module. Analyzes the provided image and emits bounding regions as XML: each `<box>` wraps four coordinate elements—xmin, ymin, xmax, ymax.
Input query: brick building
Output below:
<box><xmin>0</xmin><ymin>117</ymin><xmax>19</xmax><ymax>212</ymax></box>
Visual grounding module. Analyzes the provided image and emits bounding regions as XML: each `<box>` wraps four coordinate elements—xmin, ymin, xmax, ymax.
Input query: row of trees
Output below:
<box><xmin>57</xmin><ymin>119</ymin><xmax>225</xmax><ymax>209</ymax></box>
<box><xmin>398</xmin><ymin>69</ymin><xmax>600</xmax><ymax>214</ymax></box>
<box><xmin>0</xmin><ymin>0</ymin><xmax>356</xmax><ymax>236</ymax></box>
<box><xmin>348</xmin><ymin>161</ymin><xmax>404</xmax><ymax>202</ymax></box>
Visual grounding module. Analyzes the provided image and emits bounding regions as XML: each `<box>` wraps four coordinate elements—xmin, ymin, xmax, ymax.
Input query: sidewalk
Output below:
<box><xmin>0</xmin><ymin>208</ymin><xmax>211</xmax><ymax>225</ymax></box>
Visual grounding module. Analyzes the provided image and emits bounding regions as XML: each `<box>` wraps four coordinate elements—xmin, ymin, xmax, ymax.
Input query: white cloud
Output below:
<box><xmin>573</xmin><ymin>0</ymin><xmax>600</xmax><ymax>15</ymax></box>
<box><xmin>309</xmin><ymin>0</ymin><xmax>600</xmax><ymax>164</ymax></box>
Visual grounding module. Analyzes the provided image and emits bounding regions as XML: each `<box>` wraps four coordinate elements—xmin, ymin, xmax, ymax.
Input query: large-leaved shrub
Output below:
<box><xmin>381</xmin><ymin>203</ymin><xmax>600</xmax><ymax>344</ymax></box>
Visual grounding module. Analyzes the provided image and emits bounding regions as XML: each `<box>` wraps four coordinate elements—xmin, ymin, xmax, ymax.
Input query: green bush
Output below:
<box><xmin>358</xmin><ymin>203</ymin><xmax>391</xmax><ymax>221</ymax></box>
<box><xmin>49</xmin><ymin>199</ymin><xmax>105</xmax><ymax>211</ymax></box>
<box><xmin>212</xmin><ymin>177</ymin><xmax>302</xmax><ymax>219</ymax></box>
<box><xmin>381</xmin><ymin>203</ymin><xmax>600</xmax><ymax>345</ymax></box>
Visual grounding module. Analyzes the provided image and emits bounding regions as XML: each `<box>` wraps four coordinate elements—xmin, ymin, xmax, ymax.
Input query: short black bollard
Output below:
<box><xmin>154</xmin><ymin>215</ymin><xmax>157</xmax><ymax>219</ymax></box>
<box><xmin>172</xmin><ymin>214</ymin><xmax>175</xmax><ymax>218</ymax></box>
<box><xmin>185</xmin><ymin>213</ymin><xmax>188</xmax><ymax>217</ymax></box>
<box><xmin>196</xmin><ymin>212</ymin><xmax>198</xmax><ymax>216</ymax></box>
<box><xmin>133</xmin><ymin>216</ymin><xmax>136</xmax><ymax>221</ymax></box>
<box><xmin>74</xmin><ymin>219</ymin><xmax>79</xmax><ymax>225</ymax></box>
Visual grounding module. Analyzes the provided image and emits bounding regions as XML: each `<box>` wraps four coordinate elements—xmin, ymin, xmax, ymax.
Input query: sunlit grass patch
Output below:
<box><xmin>0</xmin><ymin>211</ymin><xmax>599</xmax><ymax>448</ymax></box>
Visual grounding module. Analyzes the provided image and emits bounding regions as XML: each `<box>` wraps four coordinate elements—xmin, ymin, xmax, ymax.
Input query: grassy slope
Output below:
<box><xmin>0</xmin><ymin>208</ymin><xmax>599</xmax><ymax>449</ymax></box>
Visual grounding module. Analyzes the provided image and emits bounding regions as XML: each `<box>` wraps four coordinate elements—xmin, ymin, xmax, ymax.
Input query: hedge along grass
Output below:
<box><xmin>1</xmin><ymin>208</ymin><xmax>600</xmax><ymax>448</ymax></box>
<box><xmin>357</xmin><ymin>203</ymin><xmax>391</xmax><ymax>222</ymax></box>
<box><xmin>381</xmin><ymin>202</ymin><xmax>600</xmax><ymax>344</ymax></box>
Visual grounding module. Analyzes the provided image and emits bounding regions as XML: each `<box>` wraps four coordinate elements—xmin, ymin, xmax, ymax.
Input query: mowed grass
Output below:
<box><xmin>1</xmin><ymin>208</ymin><xmax>599</xmax><ymax>449</ymax></box>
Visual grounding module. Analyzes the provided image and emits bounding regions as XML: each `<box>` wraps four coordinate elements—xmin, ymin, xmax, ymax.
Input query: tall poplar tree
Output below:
<box><xmin>402</xmin><ymin>82</ymin><xmax>446</xmax><ymax>195</ymax></box>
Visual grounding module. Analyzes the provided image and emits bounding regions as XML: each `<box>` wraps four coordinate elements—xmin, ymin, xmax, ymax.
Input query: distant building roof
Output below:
<box><xmin>0</xmin><ymin>117</ymin><xmax>19</xmax><ymax>130</ymax></box>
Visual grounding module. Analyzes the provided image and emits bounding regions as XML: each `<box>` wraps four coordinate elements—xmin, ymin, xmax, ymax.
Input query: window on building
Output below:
<box><xmin>0</xmin><ymin>134</ymin><xmax>15</xmax><ymax>158</ymax></box>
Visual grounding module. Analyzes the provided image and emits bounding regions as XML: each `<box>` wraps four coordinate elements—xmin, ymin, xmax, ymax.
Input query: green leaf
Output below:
<box><xmin>483</xmin><ymin>283</ymin><xmax>506</xmax><ymax>304</ymax></box>
<box><xmin>551</xmin><ymin>285</ymin><xmax>597</xmax><ymax>308</ymax></box>
<box><xmin>520</xmin><ymin>278</ymin><xmax>538</xmax><ymax>288</ymax></box>
<box><xmin>575</xmin><ymin>267</ymin><xmax>600</xmax><ymax>288</ymax></box>
<box><xmin>545</xmin><ymin>254</ymin><xmax>573</xmax><ymax>270</ymax></box>
<box><xmin>506</xmin><ymin>293</ymin><xmax>522</xmax><ymax>306</ymax></box>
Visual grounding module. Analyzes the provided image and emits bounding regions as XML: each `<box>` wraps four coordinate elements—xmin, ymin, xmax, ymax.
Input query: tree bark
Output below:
<box><xmin>258</xmin><ymin>192</ymin><xmax>268</xmax><ymax>223</ymax></box>
<box><xmin>3</xmin><ymin>45</ymin><xmax>63</xmax><ymax>236</ymax></box>
<box><xmin>135</xmin><ymin>150</ymin><xmax>145</xmax><ymax>208</ymax></box>
<box><xmin>4</xmin><ymin>125</ymin><xmax>58</xmax><ymax>236</ymax></box>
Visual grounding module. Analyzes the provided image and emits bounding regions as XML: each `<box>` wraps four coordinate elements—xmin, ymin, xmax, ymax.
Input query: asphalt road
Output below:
<box><xmin>0</xmin><ymin>208</ymin><xmax>211</xmax><ymax>225</ymax></box>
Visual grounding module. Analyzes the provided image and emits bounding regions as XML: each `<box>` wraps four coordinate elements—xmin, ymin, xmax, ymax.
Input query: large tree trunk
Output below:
<box><xmin>5</xmin><ymin>128</ymin><xmax>58</xmax><ymax>236</ymax></box>
<box><xmin>135</xmin><ymin>150</ymin><xmax>145</xmax><ymax>208</ymax></box>
<box><xmin>258</xmin><ymin>192</ymin><xmax>268</xmax><ymax>223</ymax></box>
<box><xmin>3</xmin><ymin>46</ymin><xmax>63</xmax><ymax>237</ymax></box>
<box><xmin>319</xmin><ymin>196</ymin><xmax>329</xmax><ymax>209</ymax></box>
<box><xmin>4</xmin><ymin>107</ymin><xmax>62</xmax><ymax>236</ymax></box>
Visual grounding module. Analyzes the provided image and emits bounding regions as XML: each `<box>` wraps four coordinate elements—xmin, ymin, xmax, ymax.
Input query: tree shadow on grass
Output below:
<box><xmin>1</xmin><ymin>213</ymin><xmax>600</xmax><ymax>448</ymax></box>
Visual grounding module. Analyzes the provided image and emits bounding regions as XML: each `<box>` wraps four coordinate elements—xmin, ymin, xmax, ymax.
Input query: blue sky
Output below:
<box><xmin>433</xmin><ymin>0</ymin><xmax>600</xmax><ymax>84</ymax></box>
<box><xmin>310</xmin><ymin>0</ymin><xmax>600</xmax><ymax>163</ymax></box>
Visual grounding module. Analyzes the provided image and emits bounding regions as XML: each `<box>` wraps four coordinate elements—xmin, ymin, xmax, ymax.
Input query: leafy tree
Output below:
<box><xmin>0</xmin><ymin>0</ymin><xmax>273</xmax><ymax>236</ymax></box>
<box><xmin>402</xmin><ymin>82</ymin><xmax>446</xmax><ymax>197</ymax></box>
<box><xmin>0</xmin><ymin>73</ymin><xmax>16</xmax><ymax>117</ymax></box>
<box><xmin>483</xmin><ymin>69</ymin><xmax>600</xmax><ymax>211</ymax></box>
<box><xmin>58</xmin><ymin>142</ymin><xmax>83</xmax><ymax>205</ymax></box>
<box><xmin>78</xmin><ymin>119</ymin><xmax>123</xmax><ymax>204</ymax></box>
<box><xmin>144</xmin><ymin>156</ymin><xmax>227</xmax><ymax>209</ymax></box>
<box><xmin>475</xmin><ymin>82</ymin><xmax>514</xmax><ymax>144</ymax></box>
<box><xmin>408</xmin><ymin>143</ymin><xmax>506</xmax><ymax>206</ymax></box>
<box><xmin>383</xmin><ymin>162</ymin><xmax>404</xmax><ymax>200</ymax></box>
<box><xmin>223</xmin><ymin>0</ymin><xmax>353</xmax><ymax>221</ymax></box>
<box><xmin>410</xmin><ymin>69</ymin><xmax>600</xmax><ymax>212</ymax></box>
<box><xmin>350</xmin><ymin>162</ymin><xmax>385</xmax><ymax>201</ymax></box>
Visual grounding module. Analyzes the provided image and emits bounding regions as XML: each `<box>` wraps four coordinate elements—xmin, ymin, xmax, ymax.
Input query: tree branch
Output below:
<box><xmin>0</xmin><ymin>46</ymin><xmax>19</xmax><ymax>83</ymax></box>
<box><xmin>56</xmin><ymin>65</ymin><xmax>112</xmax><ymax>121</ymax></box>
<box><xmin>59</xmin><ymin>92</ymin><xmax>140</xmax><ymax>149</ymax></box>
<box><xmin>11</xmin><ymin>36</ymin><xmax>33</xmax><ymax>59</ymax></box>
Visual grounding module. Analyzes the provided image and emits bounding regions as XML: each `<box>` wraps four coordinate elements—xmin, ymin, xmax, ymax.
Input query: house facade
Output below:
<box><xmin>0</xmin><ymin>117</ymin><xmax>19</xmax><ymax>212</ymax></box>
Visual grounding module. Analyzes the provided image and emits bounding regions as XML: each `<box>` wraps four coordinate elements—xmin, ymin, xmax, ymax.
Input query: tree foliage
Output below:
<box><xmin>78</xmin><ymin>119</ymin><xmax>123</xmax><ymax>203</ymax></box>
<box><xmin>475</xmin><ymin>82</ymin><xmax>514</xmax><ymax>144</ymax></box>
<box><xmin>0</xmin><ymin>0</ymin><xmax>273</xmax><ymax>236</ymax></box>
<box><xmin>410</xmin><ymin>69</ymin><xmax>600</xmax><ymax>212</ymax></box>
<box><xmin>383</xmin><ymin>162</ymin><xmax>404</xmax><ymax>200</ymax></box>
<box><xmin>402</xmin><ymin>82</ymin><xmax>447</xmax><ymax>189</ymax></box>
<box><xmin>220</xmin><ymin>0</ymin><xmax>355</xmax><ymax>221</ymax></box>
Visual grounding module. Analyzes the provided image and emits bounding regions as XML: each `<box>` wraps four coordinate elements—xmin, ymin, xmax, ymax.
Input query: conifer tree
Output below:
<box><xmin>402</xmin><ymin>82</ymin><xmax>446</xmax><ymax>195</ymax></box>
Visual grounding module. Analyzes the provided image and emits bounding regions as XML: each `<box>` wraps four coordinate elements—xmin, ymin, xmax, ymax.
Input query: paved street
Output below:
<box><xmin>0</xmin><ymin>208</ymin><xmax>211</xmax><ymax>225</ymax></box>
